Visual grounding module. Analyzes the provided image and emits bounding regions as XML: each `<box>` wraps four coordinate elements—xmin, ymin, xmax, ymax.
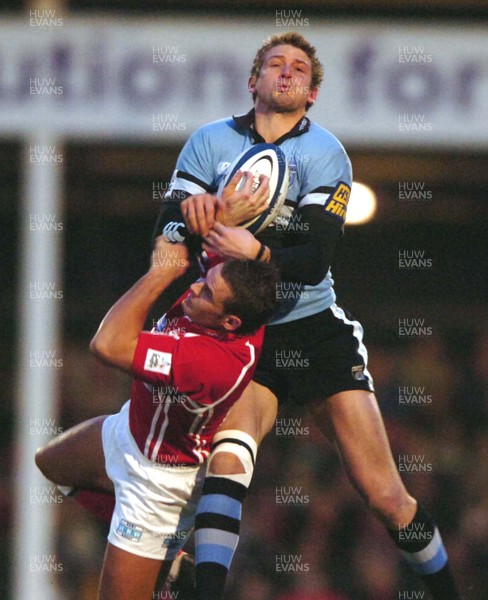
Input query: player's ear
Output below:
<box><xmin>248</xmin><ymin>76</ymin><xmax>257</xmax><ymax>94</ymax></box>
<box><xmin>222</xmin><ymin>314</ymin><xmax>242</xmax><ymax>332</ymax></box>
<box><xmin>307</xmin><ymin>86</ymin><xmax>319</xmax><ymax>105</ymax></box>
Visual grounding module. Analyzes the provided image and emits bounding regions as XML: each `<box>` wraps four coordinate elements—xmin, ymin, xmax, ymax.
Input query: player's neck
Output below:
<box><xmin>253</xmin><ymin>107</ymin><xmax>306</xmax><ymax>143</ymax></box>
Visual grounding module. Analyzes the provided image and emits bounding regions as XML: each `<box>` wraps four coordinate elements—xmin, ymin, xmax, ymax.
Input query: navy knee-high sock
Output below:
<box><xmin>194</xmin><ymin>430</ymin><xmax>257</xmax><ymax>600</ymax></box>
<box><xmin>388</xmin><ymin>504</ymin><xmax>461</xmax><ymax>600</ymax></box>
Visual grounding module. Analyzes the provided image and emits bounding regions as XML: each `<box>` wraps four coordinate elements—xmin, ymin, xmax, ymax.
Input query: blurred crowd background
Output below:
<box><xmin>2</xmin><ymin>1</ymin><xmax>488</xmax><ymax>599</ymax></box>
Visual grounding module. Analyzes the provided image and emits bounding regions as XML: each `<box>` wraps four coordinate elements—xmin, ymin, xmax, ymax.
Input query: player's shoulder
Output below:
<box><xmin>191</xmin><ymin>116</ymin><xmax>238</xmax><ymax>140</ymax></box>
<box><xmin>180</xmin><ymin>331</ymin><xmax>255</xmax><ymax>360</ymax></box>
<box><xmin>175</xmin><ymin>333</ymin><xmax>257</xmax><ymax>390</ymax></box>
<box><xmin>306</xmin><ymin>120</ymin><xmax>349</xmax><ymax>154</ymax></box>
<box><xmin>181</xmin><ymin>333</ymin><xmax>257</xmax><ymax>370</ymax></box>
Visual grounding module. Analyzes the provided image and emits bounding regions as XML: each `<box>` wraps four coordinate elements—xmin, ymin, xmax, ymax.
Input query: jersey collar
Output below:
<box><xmin>181</xmin><ymin>316</ymin><xmax>241</xmax><ymax>341</ymax></box>
<box><xmin>233</xmin><ymin>108</ymin><xmax>310</xmax><ymax>145</ymax></box>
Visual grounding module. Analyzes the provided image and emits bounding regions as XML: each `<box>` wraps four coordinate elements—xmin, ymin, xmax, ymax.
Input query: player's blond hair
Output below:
<box><xmin>250</xmin><ymin>32</ymin><xmax>324</xmax><ymax>90</ymax></box>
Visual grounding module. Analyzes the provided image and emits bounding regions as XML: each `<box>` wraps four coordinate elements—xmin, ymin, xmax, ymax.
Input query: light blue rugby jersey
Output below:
<box><xmin>165</xmin><ymin>110</ymin><xmax>352</xmax><ymax>325</ymax></box>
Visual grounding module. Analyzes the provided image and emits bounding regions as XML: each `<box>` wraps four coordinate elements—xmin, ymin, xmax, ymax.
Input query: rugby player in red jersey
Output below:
<box><xmin>35</xmin><ymin>235</ymin><xmax>280</xmax><ymax>600</ymax></box>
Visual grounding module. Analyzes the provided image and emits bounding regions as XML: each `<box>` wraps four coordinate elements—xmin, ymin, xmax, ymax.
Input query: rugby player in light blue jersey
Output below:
<box><xmin>155</xmin><ymin>32</ymin><xmax>461</xmax><ymax>600</ymax></box>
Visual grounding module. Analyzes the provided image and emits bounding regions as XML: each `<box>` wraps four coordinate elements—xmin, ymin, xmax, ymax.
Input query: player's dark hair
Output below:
<box><xmin>221</xmin><ymin>259</ymin><xmax>281</xmax><ymax>335</ymax></box>
<box><xmin>250</xmin><ymin>32</ymin><xmax>324</xmax><ymax>109</ymax></box>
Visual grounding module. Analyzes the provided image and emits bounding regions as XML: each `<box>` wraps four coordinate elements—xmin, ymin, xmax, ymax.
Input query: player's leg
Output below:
<box><xmin>310</xmin><ymin>390</ymin><xmax>416</xmax><ymax>524</ymax></box>
<box><xmin>309</xmin><ymin>390</ymin><xmax>460</xmax><ymax>600</ymax></box>
<box><xmin>194</xmin><ymin>380</ymin><xmax>278</xmax><ymax>600</ymax></box>
<box><xmin>98</xmin><ymin>542</ymin><xmax>171</xmax><ymax>600</ymax></box>
<box><xmin>35</xmin><ymin>415</ymin><xmax>113</xmax><ymax>492</ymax></box>
<box><xmin>35</xmin><ymin>415</ymin><xmax>116</xmax><ymax>524</ymax></box>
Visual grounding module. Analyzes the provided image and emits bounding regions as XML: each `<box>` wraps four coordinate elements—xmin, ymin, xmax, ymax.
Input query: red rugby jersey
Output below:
<box><xmin>130</xmin><ymin>292</ymin><xmax>263</xmax><ymax>465</ymax></box>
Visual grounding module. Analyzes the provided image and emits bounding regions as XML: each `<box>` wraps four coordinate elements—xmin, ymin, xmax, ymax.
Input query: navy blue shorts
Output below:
<box><xmin>253</xmin><ymin>304</ymin><xmax>375</xmax><ymax>406</ymax></box>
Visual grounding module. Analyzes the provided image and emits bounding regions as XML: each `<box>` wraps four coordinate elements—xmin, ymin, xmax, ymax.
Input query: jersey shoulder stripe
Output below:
<box><xmin>176</xmin><ymin>170</ymin><xmax>214</xmax><ymax>192</ymax></box>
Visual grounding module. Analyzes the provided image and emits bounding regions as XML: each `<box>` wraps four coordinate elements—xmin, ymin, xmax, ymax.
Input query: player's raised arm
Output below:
<box><xmin>89</xmin><ymin>237</ymin><xmax>189</xmax><ymax>373</ymax></box>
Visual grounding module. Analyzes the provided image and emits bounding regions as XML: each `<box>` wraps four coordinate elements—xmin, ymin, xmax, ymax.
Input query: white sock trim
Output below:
<box><xmin>207</xmin><ymin>430</ymin><xmax>258</xmax><ymax>486</ymax></box>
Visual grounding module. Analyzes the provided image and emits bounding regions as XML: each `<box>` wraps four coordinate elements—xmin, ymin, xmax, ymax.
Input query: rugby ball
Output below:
<box><xmin>217</xmin><ymin>143</ymin><xmax>289</xmax><ymax>235</ymax></box>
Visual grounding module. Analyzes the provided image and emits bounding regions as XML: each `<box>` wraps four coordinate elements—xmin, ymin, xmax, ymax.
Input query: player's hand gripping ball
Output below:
<box><xmin>217</xmin><ymin>143</ymin><xmax>289</xmax><ymax>235</ymax></box>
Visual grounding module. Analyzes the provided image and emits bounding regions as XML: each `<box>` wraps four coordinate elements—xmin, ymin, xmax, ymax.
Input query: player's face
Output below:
<box><xmin>182</xmin><ymin>264</ymin><xmax>237</xmax><ymax>331</ymax></box>
<box><xmin>250</xmin><ymin>44</ymin><xmax>318</xmax><ymax>114</ymax></box>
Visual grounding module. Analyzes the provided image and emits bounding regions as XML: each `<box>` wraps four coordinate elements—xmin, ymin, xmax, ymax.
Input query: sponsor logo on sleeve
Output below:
<box><xmin>324</xmin><ymin>181</ymin><xmax>351</xmax><ymax>223</ymax></box>
<box><xmin>144</xmin><ymin>349</ymin><xmax>172</xmax><ymax>375</ymax></box>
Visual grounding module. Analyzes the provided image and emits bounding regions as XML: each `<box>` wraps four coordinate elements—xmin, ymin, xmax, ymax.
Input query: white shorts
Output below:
<box><xmin>102</xmin><ymin>400</ymin><xmax>206</xmax><ymax>560</ymax></box>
